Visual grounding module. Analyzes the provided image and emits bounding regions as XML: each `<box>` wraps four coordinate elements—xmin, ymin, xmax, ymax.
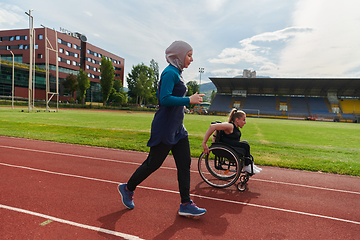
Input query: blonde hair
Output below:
<box><xmin>228</xmin><ymin>108</ymin><xmax>246</xmax><ymax>123</ymax></box>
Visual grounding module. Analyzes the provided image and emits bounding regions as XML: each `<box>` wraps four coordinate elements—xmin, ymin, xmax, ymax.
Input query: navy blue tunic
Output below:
<box><xmin>147</xmin><ymin>65</ymin><xmax>189</xmax><ymax>147</ymax></box>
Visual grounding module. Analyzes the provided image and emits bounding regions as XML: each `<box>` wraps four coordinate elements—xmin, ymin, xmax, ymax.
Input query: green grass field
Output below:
<box><xmin>0</xmin><ymin>106</ymin><xmax>359</xmax><ymax>177</ymax></box>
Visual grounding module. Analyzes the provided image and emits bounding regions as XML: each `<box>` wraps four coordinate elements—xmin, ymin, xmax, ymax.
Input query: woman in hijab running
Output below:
<box><xmin>118</xmin><ymin>40</ymin><xmax>207</xmax><ymax>217</ymax></box>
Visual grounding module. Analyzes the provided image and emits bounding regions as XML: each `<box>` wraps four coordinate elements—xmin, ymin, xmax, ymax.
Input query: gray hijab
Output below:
<box><xmin>165</xmin><ymin>40</ymin><xmax>193</xmax><ymax>71</ymax></box>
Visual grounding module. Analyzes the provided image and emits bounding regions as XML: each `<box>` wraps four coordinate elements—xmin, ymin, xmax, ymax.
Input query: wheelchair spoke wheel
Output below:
<box><xmin>198</xmin><ymin>145</ymin><xmax>241</xmax><ymax>188</ymax></box>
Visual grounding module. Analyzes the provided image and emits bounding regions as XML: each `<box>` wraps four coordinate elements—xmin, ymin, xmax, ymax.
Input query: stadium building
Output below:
<box><xmin>0</xmin><ymin>27</ymin><xmax>124</xmax><ymax>103</ymax></box>
<box><xmin>209</xmin><ymin>73</ymin><xmax>360</xmax><ymax>122</ymax></box>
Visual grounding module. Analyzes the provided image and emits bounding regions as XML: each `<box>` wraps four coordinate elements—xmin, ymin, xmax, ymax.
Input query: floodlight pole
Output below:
<box><xmin>41</xmin><ymin>25</ymin><xmax>59</xmax><ymax>112</ymax></box>
<box><xmin>9</xmin><ymin>50</ymin><xmax>14</xmax><ymax>109</ymax></box>
<box><xmin>199</xmin><ymin>67</ymin><xmax>204</xmax><ymax>94</ymax></box>
<box><xmin>25</xmin><ymin>9</ymin><xmax>34</xmax><ymax>112</ymax></box>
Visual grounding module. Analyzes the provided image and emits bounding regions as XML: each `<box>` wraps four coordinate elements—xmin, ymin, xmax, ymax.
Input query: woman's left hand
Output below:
<box><xmin>189</xmin><ymin>92</ymin><xmax>205</xmax><ymax>104</ymax></box>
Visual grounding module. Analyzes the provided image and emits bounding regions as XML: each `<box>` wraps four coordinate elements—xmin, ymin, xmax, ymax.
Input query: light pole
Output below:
<box><xmin>9</xmin><ymin>50</ymin><xmax>14</xmax><ymax>109</ymax></box>
<box><xmin>199</xmin><ymin>67</ymin><xmax>204</xmax><ymax>93</ymax></box>
<box><xmin>25</xmin><ymin>9</ymin><xmax>34</xmax><ymax>112</ymax></box>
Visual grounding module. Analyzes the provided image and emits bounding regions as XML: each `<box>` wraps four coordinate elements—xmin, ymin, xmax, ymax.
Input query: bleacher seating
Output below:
<box><xmin>339</xmin><ymin>99</ymin><xmax>360</xmax><ymax>114</ymax></box>
<box><xmin>288</xmin><ymin>97</ymin><xmax>308</xmax><ymax>115</ymax></box>
<box><xmin>307</xmin><ymin>97</ymin><xmax>338</xmax><ymax>118</ymax></box>
<box><xmin>242</xmin><ymin>96</ymin><xmax>281</xmax><ymax>116</ymax></box>
<box><xmin>208</xmin><ymin>95</ymin><xmax>233</xmax><ymax>113</ymax></box>
<box><xmin>209</xmin><ymin>94</ymin><xmax>358</xmax><ymax>121</ymax></box>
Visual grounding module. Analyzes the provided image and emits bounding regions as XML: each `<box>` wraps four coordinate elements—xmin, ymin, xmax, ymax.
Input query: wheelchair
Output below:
<box><xmin>198</xmin><ymin>123</ymin><xmax>255</xmax><ymax>191</ymax></box>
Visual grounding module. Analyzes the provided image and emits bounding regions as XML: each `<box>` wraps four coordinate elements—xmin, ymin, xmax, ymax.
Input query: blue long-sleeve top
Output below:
<box><xmin>147</xmin><ymin>64</ymin><xmax>190</xmax><ymax>147</ymax></box>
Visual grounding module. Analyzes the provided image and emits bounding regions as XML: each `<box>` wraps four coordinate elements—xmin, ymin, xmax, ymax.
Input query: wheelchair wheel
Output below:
<box><xmin>198</xmin><ymin>145</ymin><xmax>242</xmax><ymax>188</ymax></box>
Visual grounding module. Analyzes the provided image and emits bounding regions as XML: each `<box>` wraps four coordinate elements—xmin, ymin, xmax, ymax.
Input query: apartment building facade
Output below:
<box><xmin>0</xmin><ymin>28</ymin><xmax>124</xmax><ymax>102</ymax></box>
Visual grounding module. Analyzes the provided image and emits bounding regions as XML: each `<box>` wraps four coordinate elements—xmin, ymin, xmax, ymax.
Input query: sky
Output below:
<box><xmin>1</xmin><ymin>0</ymin><xmax>360</xmax><ymax>87</ymax></box>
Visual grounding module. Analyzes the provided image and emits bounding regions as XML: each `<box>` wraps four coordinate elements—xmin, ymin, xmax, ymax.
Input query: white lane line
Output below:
<box><xmin>1</xmin><ymin>162</ymin><xmax>360</xmax><ymax>226</ymax></box>
<box><xmin>1</xmin><ymin>144</ymin><xmax>360</xmax><ymax>196</ymax></box>
<box><xmin>252</xmin><ymin>178</ymin><xmax>360</xmax><ymax>195</ymax></box>
<box><xmin>0</xmin><ymin>204</ymin><xmax>144</xmax><ymax>240</ymax></box>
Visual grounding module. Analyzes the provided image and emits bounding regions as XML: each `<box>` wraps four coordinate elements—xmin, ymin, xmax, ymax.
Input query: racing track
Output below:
<box><xmin>0</xmin><ymin>136</ymin><xmax>359</xmax><ymax>239</ymax></box>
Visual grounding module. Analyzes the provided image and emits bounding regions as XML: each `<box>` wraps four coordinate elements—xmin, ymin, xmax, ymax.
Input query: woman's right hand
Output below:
<box><xmin>189</xmin><ymin>92</ymin><xmax>205</xmax><ymax>104</ymax></box>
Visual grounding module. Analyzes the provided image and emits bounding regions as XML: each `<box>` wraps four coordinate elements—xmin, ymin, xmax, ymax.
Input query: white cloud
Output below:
<box><xmin>84</xmin><ymin>11</ymin><xmax>93</xmax><ymax>17</ymax></box>
<box><xmin>0</xmin><ymin>3</ymin><xmax>26</xmax><ymax>29</ymax></box>
<box><xmin>208</xmin><ymin>0</ymin><xmax>360</xmax><ymax>78</ymax></box>
<box><xmin>278</xmin><ymin>0</ymin><xmax>360</xmax><ymax>77</ymax></box>
<box><xmin>208</xmin><ymin>26</ymin><xmax>312</xmax><ymax>69</ymax></box>
<box><xmin>1</xmin><ymin>0</ymin><xmax>359</xmax><ymax>84</ymax></box>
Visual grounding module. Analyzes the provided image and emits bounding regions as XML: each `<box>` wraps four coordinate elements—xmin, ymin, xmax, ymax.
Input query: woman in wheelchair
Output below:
<box><xmin>202</xmin><ymin>109</ymin><xmax>262</xmax><ymax>174</ymax></box>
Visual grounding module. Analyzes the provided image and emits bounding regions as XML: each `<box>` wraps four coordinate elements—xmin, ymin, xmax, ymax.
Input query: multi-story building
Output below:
<box><xmin>0</xmin><ymin>28</ymin><xmax>124</xmax><ymax>103</ymax></box>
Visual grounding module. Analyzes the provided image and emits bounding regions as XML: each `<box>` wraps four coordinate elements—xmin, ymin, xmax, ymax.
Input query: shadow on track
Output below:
<box><xmin>152</xmin><ymin>181</ymin><xmax>260</xmax><ymax>239</ymax></box>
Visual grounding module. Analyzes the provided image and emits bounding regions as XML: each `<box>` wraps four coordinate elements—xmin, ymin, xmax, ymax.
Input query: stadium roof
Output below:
<box><xmin>209</xmin><ymin>77</ymin><xmax>360</xmax><ymax>97</ymax></box>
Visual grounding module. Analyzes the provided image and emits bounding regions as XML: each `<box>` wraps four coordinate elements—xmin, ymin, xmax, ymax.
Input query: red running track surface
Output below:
<box><xmin>0</xmin><ymin>136</ymin><xmax>359</xmax><ymax>239</ymax></box>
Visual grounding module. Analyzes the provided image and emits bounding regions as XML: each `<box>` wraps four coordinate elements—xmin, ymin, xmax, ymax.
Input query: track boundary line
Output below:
<box><xmin>0</xmin><ymin>204</ymin><xmax>144</xmax><ymax>240</ymax></box>
<box><xmin>252</xmin><ymin>178</ymin><xmax>360</xmax><ymax>195</ymax></box>
<box><xmin>1</xmin><ymin>162</ymin><xmax>359</xmax><ymax>226</ymax></box>
<box><xmin>1</xmin><ymin>144</ymin><xmax>359</xmax><ymax>196</ymax></box>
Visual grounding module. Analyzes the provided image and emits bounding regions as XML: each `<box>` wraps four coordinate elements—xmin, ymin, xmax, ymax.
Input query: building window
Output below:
<box><xmin>38</xmin><ymin>54</ymin><xmax>43</xmax><ymax>59</ymax></box>
<box><xmin>38</xmin><ymin>35</ymin><xmax>43</xmax><ymax>40</ymax></box>
<box><xmin>67</xmin><ymin>42</ymin><xmax>72</xmax><ymax>48</ymax></box>
<box><xmin>73</xmin><ymin>61</ymin><xmax>77</xmax><ymax>66</ymax></box>
<box><xmin>86</xmin><ymin>65</ymin><xmax>90</xmax><ymax>69</ymax></box>
<box><xmin>35</xmin><ymin>45</ymin><xmax>38</xmax><ymax>49</ymax></box>
<box><xmin>58</xmin><ymin>57</ymin><xmax>61</xmax><ymax>62</ymax></box>
<box><xmin>58</xmin><ymin>38</ymin><xmax>62</xmax><ymax>43</ymax></box>
<box><xmin>19</xmin><ymin>45</ymin><xmax>24</xmax><ymax>49</ymax></box>
<box><xmin>10</xmin><ymin>36</ymin><xmax>14</xmax><ymax>41</ymax></box>
<box><xmin>74</xmin><ymin>53</ymin><xmax>78</xmax><ymax>58</ymax></box>
<box><xmin>15</xmin><ymin>36</ymin><xmax>20</xmax><ymax>40</ymax></box>
<box><xmin>65</xmin><ymin>51</ymin><xmax>69</xmax><ymax>56</ymax></box>
<box><xmin>66</xmin><ymin>60</ymin><xmax>71</xmax><ymax>65</ymax></box>
<box><xmin>59</xmin><ymin>48</ymin><xmax>64</xmax><ymax>53</ymax></box>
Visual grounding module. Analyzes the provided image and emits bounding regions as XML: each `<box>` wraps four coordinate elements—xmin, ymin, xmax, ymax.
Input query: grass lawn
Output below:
<box><xmin>0</xmin><ymin>106</ymin><xmax>359</xmax><ymax>177</ymax></box>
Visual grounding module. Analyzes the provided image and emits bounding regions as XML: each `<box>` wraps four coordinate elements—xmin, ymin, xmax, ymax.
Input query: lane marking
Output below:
<box><xmin>1</xmin><ymin>144</ymin><xmax>360</xmax><ymax>196</ymax></box>
<box><xmin>1</xmin><ymin>162</ymin><xmax>360</xmax><ymax>226</ymax></box>
<box><xmin>39</xmin><ymin>220</ymin><xmax>53</xmax><ymax>226</ymax></box>
<box><xmin>252</xmin><ymin>178</ymin><xmax>360</xmax><ymax>195</ymax></box>
<box><xmin>0</xmin><ymin>204</ymin><xmax>144</xmax><ymax>240</ymax></box>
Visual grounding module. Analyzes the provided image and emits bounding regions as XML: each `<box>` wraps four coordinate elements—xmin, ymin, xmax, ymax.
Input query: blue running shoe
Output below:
<box><xmin>178</xmin><ymin>200</ymin><xmax>206</xmax><ymax>216</ymax></box>
<box><xmin>118</xmin><ymin>183</ymin><xmax>134</xmax><ymax>209</ymax></box>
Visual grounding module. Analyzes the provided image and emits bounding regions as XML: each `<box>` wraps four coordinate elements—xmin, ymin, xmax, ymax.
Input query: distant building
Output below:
<box><xmin>242</xmin><ymin>69</ymin><xmax>256</xmax><ymax>78</ymax></box>
<box><xmin>0</xmin><ymin>28</ymin><xmax>125</xmax><ymax>102</ymax></box>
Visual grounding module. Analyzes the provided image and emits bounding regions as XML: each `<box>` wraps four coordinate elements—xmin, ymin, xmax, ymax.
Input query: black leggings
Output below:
<box><xmin>127</xmin><ymin>136</ymin><xmax>191</xmax><ymax>203</ymax></box>
<box><xmin>221</xmin><ymin>140</ymin><xmax>252</xmax><ymax>166</ymax></box>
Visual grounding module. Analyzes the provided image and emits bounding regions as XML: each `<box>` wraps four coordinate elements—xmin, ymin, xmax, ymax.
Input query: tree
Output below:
<box><xmin>113</xmin><ymin>79</ymin><xmax>122</xmax><ymax>92</ymax></box>
<box><xmin>62</xmin><ymin>74</ymin><xmax>78</xmax><ymax>98</ymax></box>
<box><xmin>109</xmin><ymin>79</ymin><xmax>127</xmax><ymax>104</ymax></box>
<box><xmin>100</xmin><ymin>56</ymin><xmax>115</xmax><ymax>105</ymax></box>
<box><xmin>132</xmin><ymin>72</ymin><xmax>153</xmax><ymax>105</ymax></box>
<box><xmin>127</xmin><ymin>63</ymin><xmax>155</xmax><ymax>104</ymax></box>
<box><xmin>186</xmin><ymin>81</ymin><xmax>199</xmax><ymax>96</ymax></box>
<box><xmin>150</xmin><ymin>59</ymin><xmax>159</xmax><ymax>91</ymax></box>
<box><xmin>210</xmin><ymin>90</ymin><xmax>217</xmax><ymax>103</ymax></box>
<box><xmin>77</xmin><ymin>68</ymin><xmax>90</xmax><ymax>105</ymax></box>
